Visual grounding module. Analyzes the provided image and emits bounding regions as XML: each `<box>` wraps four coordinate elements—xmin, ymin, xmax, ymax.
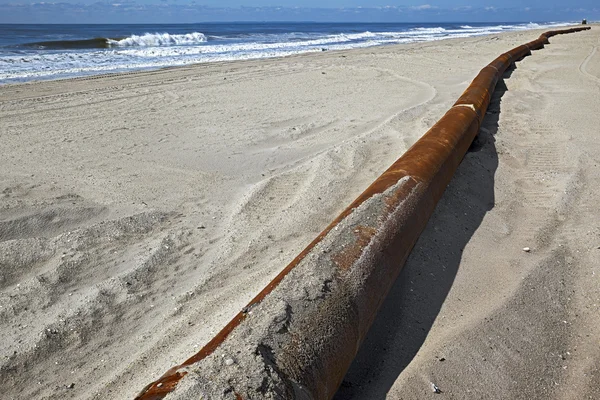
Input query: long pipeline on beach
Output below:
<box><xmin>135</xmin><ymin>26</ymin><xmax>591</xmax><ymax>400</ymax></box>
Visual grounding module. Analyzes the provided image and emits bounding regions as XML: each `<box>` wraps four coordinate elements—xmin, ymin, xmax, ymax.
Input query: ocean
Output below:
<box><xmin>0</xmin><ymin>22</ymin><xmax>574</xmax><ymax>84</ymax></box>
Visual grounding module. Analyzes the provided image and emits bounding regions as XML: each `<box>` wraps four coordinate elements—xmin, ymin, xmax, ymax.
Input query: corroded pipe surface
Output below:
<box><xmin>135</xmin><ymin>26</ymin><xmax>591</xmax><ymax>400</ymax></box>
<box><xmin>506</xmin><ymin>44</ymin><xmax>532</xmax><ymax>62</ymax></box>
<box><xmin>453</xmin><ymin>65</ymin><xmax>498</xmax><ymax>122</ymax></box>
<box><xmin>488</xmin><ymin>53</ymin><xmax>512</xmax><ymax>74</ymax></box>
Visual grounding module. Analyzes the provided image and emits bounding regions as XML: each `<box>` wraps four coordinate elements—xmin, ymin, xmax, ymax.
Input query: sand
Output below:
<box><xmin>0</xmin><ymin>26</ymin><xmax>598</xmax><ymax>399</ymax></box>
<box><xmin>338</xmin><ymin>25</ymin><xmax>600</xmax><ymax>399</ymax></box>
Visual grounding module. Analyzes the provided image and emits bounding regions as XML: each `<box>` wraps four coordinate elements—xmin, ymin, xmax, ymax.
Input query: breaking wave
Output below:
<box><xmin>107</xmin><ymin>32</ymin><xmax>208</xmax><ymax>47</ymax></box>
<box><xmin>20</xmin><ymin>32</ymin><xmax>208</xmax><ymax>50</ymax></box>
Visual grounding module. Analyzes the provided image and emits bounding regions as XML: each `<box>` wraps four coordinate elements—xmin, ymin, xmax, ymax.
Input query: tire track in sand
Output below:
<box><xmin>578</xmin><ymin>36</ymin><xmax>600</xmax><ymax>84</ymax></box>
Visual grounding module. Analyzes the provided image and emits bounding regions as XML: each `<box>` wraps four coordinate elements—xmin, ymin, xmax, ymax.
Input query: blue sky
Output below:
<box><xmin>0</xmin><ymin>1</ymin><xmax>598</xmax><ymax>23</ymax></box>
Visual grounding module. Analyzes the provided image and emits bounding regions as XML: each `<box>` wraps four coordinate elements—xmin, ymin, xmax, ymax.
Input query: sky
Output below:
<box><xmin>0</xmin><ymin>0</ymin><xmax>598</xmax><ymax>24</ymax></box>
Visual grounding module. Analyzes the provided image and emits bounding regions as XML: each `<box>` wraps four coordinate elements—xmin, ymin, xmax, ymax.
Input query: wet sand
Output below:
<box><xmin>0</xmin><ymin>26</ymin><xmax>598</xmax><ymax>399</ymax></box>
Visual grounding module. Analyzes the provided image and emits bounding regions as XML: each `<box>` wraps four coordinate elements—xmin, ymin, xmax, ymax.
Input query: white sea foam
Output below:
<box><xmin>107</xmin><ymin>32</ymin><xmax>207</xmax><ymax>47</ymax></box>
<box><xmin>413</xmin><ymin>27</ymin><xmax>447</xmax><ymax>33</ymax></box>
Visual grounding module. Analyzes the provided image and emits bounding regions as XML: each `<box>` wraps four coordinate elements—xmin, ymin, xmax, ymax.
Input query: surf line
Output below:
<box><xmin>134</xmin><ymin>26</ymin><xmax>591</xmax><ymax>400</ymax></box>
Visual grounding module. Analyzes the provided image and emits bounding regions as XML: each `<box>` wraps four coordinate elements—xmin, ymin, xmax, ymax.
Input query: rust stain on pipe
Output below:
<box><xmin>331</xmin><ymin>225</ymin><xmax>378</xmax><ymax>271</ymax></box>
<box><xmin>135</xmin><ymin>26</ymin><xmax>591</xmax><ymax>400</ymax></box>
<box><xmin>453</xmin><ymin>66</ymin><xmax>498</xmax><ymax>122</ymax></box>
<box><xmin>488</xmin><ymin>53</ymin><xmax>512</xmax><ymax>74</ymax></box>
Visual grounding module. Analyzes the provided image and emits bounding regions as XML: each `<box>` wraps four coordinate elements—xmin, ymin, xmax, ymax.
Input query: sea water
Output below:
<box><xmin>0</xmin><ymin>22</ymin><xmax>574</xmax><ymax>84</ymax></box>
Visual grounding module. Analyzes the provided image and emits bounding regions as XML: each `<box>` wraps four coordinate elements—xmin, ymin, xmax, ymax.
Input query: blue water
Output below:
<box><xmin>0</xmin><ymin>22</ymin><xmax>574</xmax><ymax>84</ymax></box>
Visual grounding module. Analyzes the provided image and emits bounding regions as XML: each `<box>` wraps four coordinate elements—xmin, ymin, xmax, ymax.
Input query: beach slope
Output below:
<box><xmin>0</xmin><ymin>26</ymin><xmax>598</xmax><ymax>399</ymax></box>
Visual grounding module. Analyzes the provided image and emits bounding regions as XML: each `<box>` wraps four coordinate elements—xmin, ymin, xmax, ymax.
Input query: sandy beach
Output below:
<box><xmin>1</xmin><ymin>25</ymin><xmax>598</xmax><ymax>399</ymax></box>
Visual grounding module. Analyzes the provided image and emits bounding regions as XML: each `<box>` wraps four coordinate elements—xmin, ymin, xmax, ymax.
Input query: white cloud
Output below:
<box><xmin>411</xmin><ymin>4</ymin><xmax>437</xmax><ymax>11</ymax></box>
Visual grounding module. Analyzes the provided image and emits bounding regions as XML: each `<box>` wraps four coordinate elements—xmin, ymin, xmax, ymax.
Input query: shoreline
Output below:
<box><xmin>0</xmin><ymin>22</ymin><xmax>578</xmax><ymax>88</ymax></box>
<box><xmin>1</xmin><ymin>25</ymin><xmax>598</xmax><ymax>399</ymax></box>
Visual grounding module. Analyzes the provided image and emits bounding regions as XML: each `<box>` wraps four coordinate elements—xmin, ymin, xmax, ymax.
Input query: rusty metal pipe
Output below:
<box><xmin>487</xmin><ymin>53</ymin><xmax>512</xmax><ymax>75</ymax></box>
<box><xmin>453</xmin><ymin>65</ymin><xmax>499</xmax><ymax>123</ymax></box>
<box><xmin>526</xmin><ymin>38</ymin><xmax>546</xmax><ymax>51</ymax></box>
<box><xmin>135</xmin><ymin>26</ymin><xmax>592</xmax><ymax>400</ymax></box>
<box><xmin>506</xmin><ymin>44</ymin><xmax>532</xmax><ymax>62</ymax></box>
